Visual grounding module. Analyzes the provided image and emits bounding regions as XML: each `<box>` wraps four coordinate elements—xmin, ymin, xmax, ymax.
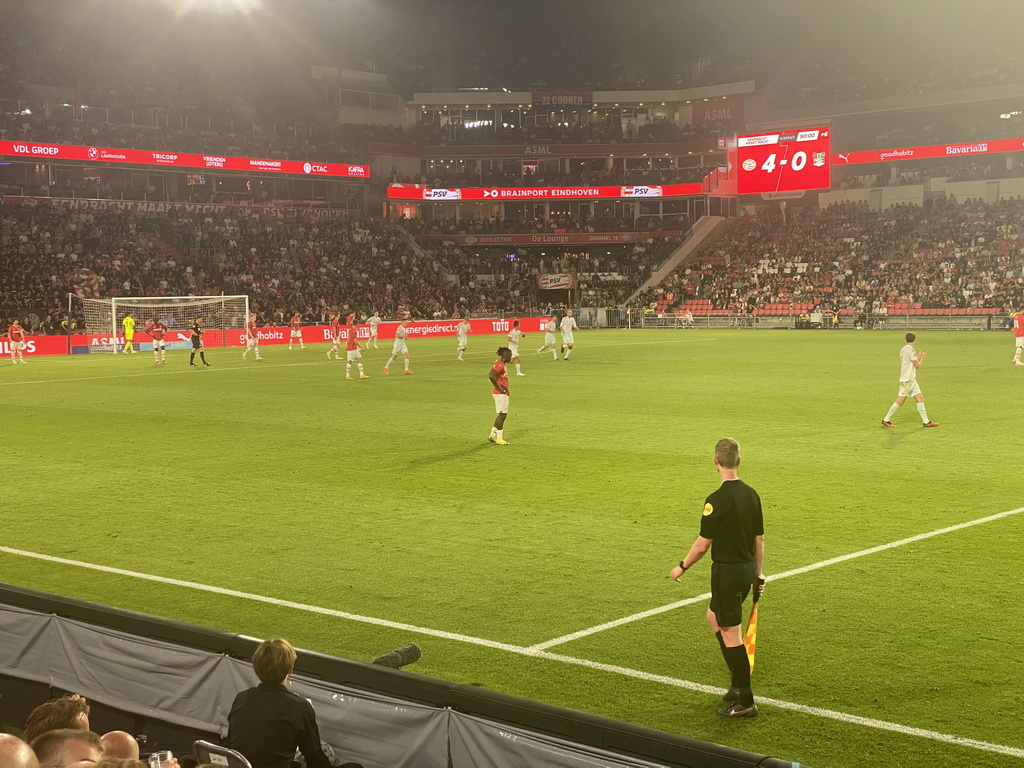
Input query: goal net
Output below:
<box><xmin>81</xmin><ymin>295</ymin><xmax>250</xmax><ymax>352</ymax></box>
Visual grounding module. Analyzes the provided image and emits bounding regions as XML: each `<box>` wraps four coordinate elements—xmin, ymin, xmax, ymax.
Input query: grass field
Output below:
<box><xmin>2</xmin><ymin>328</ymin><xmax>1022</xmax><ymax>768</ymax></box>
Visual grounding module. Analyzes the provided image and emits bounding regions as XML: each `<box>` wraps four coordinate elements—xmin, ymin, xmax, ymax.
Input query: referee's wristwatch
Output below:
<box><xmin>678</xmin><ymin>561</ymin><xmax>688</xmax><ymax>572</ymax></box>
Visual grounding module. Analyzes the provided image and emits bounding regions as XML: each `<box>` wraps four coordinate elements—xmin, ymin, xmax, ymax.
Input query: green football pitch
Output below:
<box><xmin>2</xmin><ymin>329</ymin><xmax>1021</xmax><ymax>768</ymax></box>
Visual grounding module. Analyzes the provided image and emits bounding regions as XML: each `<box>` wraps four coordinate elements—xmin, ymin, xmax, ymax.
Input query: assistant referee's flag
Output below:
<box><xmin>743</xmin><ymin>581</ymin><xmax>762</xmax><ymax>674</ymax></box>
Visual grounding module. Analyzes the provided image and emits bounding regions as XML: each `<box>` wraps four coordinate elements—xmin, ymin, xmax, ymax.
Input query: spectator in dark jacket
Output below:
<box><xmin>227</xmin><ymin>638</ymin><xmax>332</xmax><ymax>768</ymax></box>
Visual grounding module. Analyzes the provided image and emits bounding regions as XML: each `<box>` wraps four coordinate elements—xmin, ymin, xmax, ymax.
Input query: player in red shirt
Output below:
<box><xmin>344</xmin><ymin>314</ymin><xmax>369</xmax><ymax>380</ymax></box>
<box><xmin>146</xmin><ymin>318</ymin><xmax>169</xmax><ymax>365</ymax></box>
<box><xmin>1012</xmin><ymin>308</ymin><xmax>1024</xmax><ymax>366</ymax></box>
<box><xmin>243</xmin><ymin>313</ymin><xmax>263</xmax><ymax>361</ymax></box>
<box><xmin>289</xmin><ymin>312</ymin><xmax>305</xmax><ymax>350</ymax></box>
<box><xmin>7</xmin><ymin>320</ymin><xmax>27</xmax><ymax>364</ymax></box>
<box><xmin>487</xmin><ymin>347</ymin><xmax>513</xmax><ymax>445</ymax></box>
<box><xmin>327</xmin><ymin>312</ymin><xmax>342</xmax><ymax>360</ymax></box>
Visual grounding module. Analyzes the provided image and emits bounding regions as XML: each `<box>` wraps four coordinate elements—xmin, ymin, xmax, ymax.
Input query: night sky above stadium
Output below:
<box><xmin>2</xmin><ymin>0</ymin><xmax>1021</xmax><ymax>98</ymax></box>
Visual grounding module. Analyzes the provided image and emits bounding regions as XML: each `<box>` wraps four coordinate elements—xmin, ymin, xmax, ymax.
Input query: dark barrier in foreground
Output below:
<box><xmin>0</xmin><ymin>583</ymin><xmax>804</xmax><ymax>768</ymax></box>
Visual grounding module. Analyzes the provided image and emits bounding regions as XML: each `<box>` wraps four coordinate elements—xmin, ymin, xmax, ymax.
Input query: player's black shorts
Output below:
<box><xmin>191</xmin><ymin>337</ymin><xmax>202</xmax><ymax>349</ymax></box>
<box><xmin>709</xmin><ymin>561</ymin><xmax>756</xmax><ymax>628</ymax></box>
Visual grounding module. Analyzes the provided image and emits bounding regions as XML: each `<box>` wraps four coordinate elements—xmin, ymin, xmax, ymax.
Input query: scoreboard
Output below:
<box><xmin>736</xmin><ymin>126</ymin><xmax>831</xmax><ymax>194</ymax></box>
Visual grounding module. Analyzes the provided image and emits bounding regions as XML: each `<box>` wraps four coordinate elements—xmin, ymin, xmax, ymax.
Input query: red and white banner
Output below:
<box><xmin>833</xmin><ymin>138</ymin><xmax>1024</xmax><ymax>166</ymax></box>
<box><xmin>536</xmin><ymin>273</ymin><xmax>577</xmax><ymax>290</ymax></box>
<box><xmin>693</xmin><ymin>98</ymin><xmax>744</xmax><ymax>124</ymax></box>
<box><xmin>0</xmin><ymin>140</ymin><xmax>370</xmax><ymax>179</ymax></box>
<box><xmin>388</xmin><ymin>183</ymin><xmax>701</xmax><ymax>201</ymax></box>
<box><xmin>10</xmin><ymin>318</ymin><xmax>549</xmax><ymax>357</ymax></box>
<box><xmin>3</xmin><ymin>196</ymin><xmax>357</xmax><ymax>218</ymax></box>
<box><xmin>414</xmin><ymin>231</ymin><xmax>682</xmax><ymax>246</ymax></box>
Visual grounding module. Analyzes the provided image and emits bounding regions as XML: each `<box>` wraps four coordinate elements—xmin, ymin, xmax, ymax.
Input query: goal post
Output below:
<box><xmin>81</xmin><ymin>295</ymin><xmax>250</xmax><ymax>352</ymax></box>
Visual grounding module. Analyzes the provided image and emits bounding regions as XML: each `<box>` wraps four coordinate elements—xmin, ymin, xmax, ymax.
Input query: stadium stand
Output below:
<box><xmin>0</xmin><ymin>205</ymin><xmax>527</xmax><ymax>326</ymax></box>
<box><xmin>639</xmin><ymin>198</ymin><xmax>1024</xmax><ymax>320</ymax></box>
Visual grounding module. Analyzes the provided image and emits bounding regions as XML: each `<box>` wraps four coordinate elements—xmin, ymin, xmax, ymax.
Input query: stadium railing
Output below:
<box><xmin>0</xmin><ymin>583</ymin><xmax>805</xmax><ymax>768</ymax></box>
<box><xmin>629</xmin><ymin>309</ymin><xmax>1011</xmax><ymax>331</ymax></box>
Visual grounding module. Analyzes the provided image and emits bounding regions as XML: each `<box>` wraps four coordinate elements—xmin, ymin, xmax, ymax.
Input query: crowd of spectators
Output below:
<box><xmin>400</xmin><ymin>117</ymin><xmax>726</xmax><ymax>148</ymax></box>
<box><xmin>0</xmin><ymin>637</ymin><xmax>367</xmax><ymax>768</ymax></box>
<box><xmin>835</xmin><ymin>155</ymin><xmax>1024</xmax><ymax>191</ymax></box>
<box><xmin>394</xmin><ymin>163</ymin><xmax>712</xmax><ymax>190</ymax></box>
<box><xmin>641</xmin><ymin>198</ymin><xmax>1024</xmax><ymax>315</ymax></box>
<box><xmin>780</xmin><ymin>48</ymin><xmax>1024</xmax><ymax>108</ymax></box>
<box><xmin>0</xmin><ymin>204</ymin><xmax>535</xmax><ymax>328</ymax></box>
<box><xmin>420</xmin><ymin>230</ymin><xmax>684</xmax><ymax>308</ymax></box>
<box><xmin>0</xmin><ymin>106</ymin><xmax>372</xmax><ymax>165</ymax></box>
<box><xmin>401</xmin><ymin>212</ymin><xmax>688</xmax><ymax>236</ymax></box>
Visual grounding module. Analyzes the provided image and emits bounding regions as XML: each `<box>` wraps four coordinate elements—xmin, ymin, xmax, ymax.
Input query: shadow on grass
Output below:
<box><xmin>879</xmin><ymin>423</ymin><xmax>937</xmax><ymax>448</ymax></box>
<box><xmin>404</xmin><ymin>430</ymin><xmax>532</xmax><ymax>468</ymax></box>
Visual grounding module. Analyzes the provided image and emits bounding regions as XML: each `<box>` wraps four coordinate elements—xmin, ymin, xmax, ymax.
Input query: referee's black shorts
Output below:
<box><xmin>191</xmin><ymin>337</ymin><xmax>202</xmax><ymax>349</ymax></box>
<box><xmin>709</xmin><ymin>561</ymin><xmax>756</xmax><ymax>628</ymax></box>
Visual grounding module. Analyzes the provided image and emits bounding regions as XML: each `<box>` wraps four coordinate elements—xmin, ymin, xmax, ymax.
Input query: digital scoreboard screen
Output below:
<box><xmin>736</xmin><ymin>127</ymin><xmax>831</xmax><ymax>194</ymax></box>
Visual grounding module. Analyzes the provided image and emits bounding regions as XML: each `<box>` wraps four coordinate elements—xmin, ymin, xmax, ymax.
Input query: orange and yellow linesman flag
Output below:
<box><xmin>743</xmin><ymin>579</ymin><xmax>763</xmax><ymax>674</ymax></box>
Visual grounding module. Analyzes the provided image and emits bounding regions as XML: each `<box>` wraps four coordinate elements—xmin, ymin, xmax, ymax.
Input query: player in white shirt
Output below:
<box><xmin>536</xmin><ymin>317</ymin><xmax>558</xmax><ymax>360</ymax></box>
<box><xmin>385</xmin><ymin>319</ymin><xmax>412</xmax><ymax>374</ymax></box>
<box><xmin>507</xmin><ymin>320</ymin><xmax>526</xmax><ymax>375</ymax></box>
<box><xmin>456</xmin><ymin>319</ymin><xmax>471</xmax><ymax>360</ymax></box>
<box><xmin>559</xmin><ymin>310</ymin><xmax>579</xmax><ymax>360</ymax></box>
<box><xmin>368</xmin><ymin>311</ymin><xmax>381</xmax><ymax>349</ymax></box>
<box><xmin>882</xmin><ymin>332</ymin><xmax>938</xmax><ymax>428</ymax></box>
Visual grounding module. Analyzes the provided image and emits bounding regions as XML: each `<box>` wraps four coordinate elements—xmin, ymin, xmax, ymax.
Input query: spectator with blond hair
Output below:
<box><xmin>227</xmin><ymin>638</ymin><xmax>332</xmax><ymax>768</ymax></box>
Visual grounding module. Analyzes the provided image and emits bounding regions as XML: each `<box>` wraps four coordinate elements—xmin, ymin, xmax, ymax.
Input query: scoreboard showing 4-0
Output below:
<box><xmin>736</xmin><ymin>127</ymin><xmax>831</xmax><ymax>194</ymax></box>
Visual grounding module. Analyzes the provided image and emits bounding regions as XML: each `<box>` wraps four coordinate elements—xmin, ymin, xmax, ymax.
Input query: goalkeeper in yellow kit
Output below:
<box><xmin>121</xmin><ymin>315</ymin><xmax>136</xmax><ymax>354</ymax></box>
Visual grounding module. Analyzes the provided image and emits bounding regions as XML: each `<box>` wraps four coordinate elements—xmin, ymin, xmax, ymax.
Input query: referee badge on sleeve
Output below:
<box><xmin>703</xmin><ymin>503</ymin><xmax>714</xmax><ymax>516</ymax></box>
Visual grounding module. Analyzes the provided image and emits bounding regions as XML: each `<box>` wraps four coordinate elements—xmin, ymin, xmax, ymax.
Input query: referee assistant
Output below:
<box><xmin>670</xmin><ymin>438</ymin><xmax>765</xmax><ymax>717</ymax></box>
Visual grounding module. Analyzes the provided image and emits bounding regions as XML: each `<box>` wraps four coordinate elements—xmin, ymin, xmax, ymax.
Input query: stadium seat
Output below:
<box><xmin>193</xmin><ymin>740</ymin><xmax>253</xmax><ymax>768</ymax></box>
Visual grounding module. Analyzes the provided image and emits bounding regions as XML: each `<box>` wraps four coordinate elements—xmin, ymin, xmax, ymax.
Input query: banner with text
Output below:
<box><xmin>388</xmin><ymin>184</ymin><xmax>701</xmax><ymax>201</ymax></box>
<box><xmin>0</xmin><ymin>140</ymin><xmax>370</xmax><ymax>179</ymax></box>
<box><xmin>833</xmin><ymin>138</ymin><xmax>1024</xmax><ymax>166</ymax></box>
<box><xmin>536</xmin><ymin>273</ymin><xmax>577</xmax><ymax>290</ymax></box>
<box><xmin>8</xmin><ymin>318</ymin><xmax>549</xmax><ymax>357</ymax></box>
<box><xmin>2</xmin><ymin>196</ymin><xmax>357</xmax><ymax>217</ymax></box>
<box><xmin>531</xmin><ymin>91</ymin><xmax>594</xmax><ymax>108</ymax></box>
<box><xmin>414</xmin><ymin>231</ymin><xmax>682</xmax><ymax>246</ymax></box>
<box><xmin>693</xmin><ymin>98</ymin><xmax>744</xmax><ymax>124</ymax></box>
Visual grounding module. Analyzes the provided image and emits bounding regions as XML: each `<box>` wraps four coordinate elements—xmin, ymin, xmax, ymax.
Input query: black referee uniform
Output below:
<box><xmin>702</xmin><ymin>480</ymin><xmax>763</xmax><ymax>627</ymax></box>
<box><xmin>702</xmin><ymin>478</ymin><xmax>763</xmax><ymax>712</ymax></box>
<box><xmin>189</xmin><ymin>321</ymin><xmax>210</xmax><ymax>366</ymax></box>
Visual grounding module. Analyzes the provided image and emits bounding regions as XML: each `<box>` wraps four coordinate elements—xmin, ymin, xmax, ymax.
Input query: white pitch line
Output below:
<box><xmin>1</xmin><ymin>541</ymin><xmax>1022</xmax><ymax>760</ymax></box>
<box><xmin>529</xmin><ymin>505</ymin><xmax>1024</xmax><ymax>651</ymax></box>
<box><xmin>0</xmin><ymin>334</ymin><xmax>716</xmax><ymax>387</ymax></box>
<box><xmin>0</xmin><ymin>546</ymin><xmax>525</xmax><ymax>653</ymax></box>
<box><xmin>530</xmin><ymin>651</ymin><xmax>1024</xmax><ymax>760</ymax></box>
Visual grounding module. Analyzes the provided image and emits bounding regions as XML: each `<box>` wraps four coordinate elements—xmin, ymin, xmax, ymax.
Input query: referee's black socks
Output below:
<box><xmin>722</xmin><ymin>645</ymin><xmax>754</xmax><ymax>706</ymax></box>
<box><xmin>715</xmin><ymin>631</ymin><xmax>730</xmax><ymax>665</ymax></box>
<box><xmin>190</xmin><ymin>352</ymin><xmax>195</xmax><ymax>365</ymax></box>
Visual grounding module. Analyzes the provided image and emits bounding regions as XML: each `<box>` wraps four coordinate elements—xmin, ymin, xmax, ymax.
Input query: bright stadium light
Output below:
<box><xmin>161</xmin><ymin>0</ymin><xmax>264</xmax><ymax>15</ymax></box>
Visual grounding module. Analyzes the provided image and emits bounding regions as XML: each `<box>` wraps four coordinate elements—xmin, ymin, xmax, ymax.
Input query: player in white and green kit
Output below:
<box><xmin>368</xmin><ymin>311</ymin><xmax>381</xmax><ymax>349</ymax></box>
<box><xmin>456</xmin><ymin>319</ymin><xmax>470</xmax><ymax>360</ymax></box>
<box><xmin>536</xmin><ymin>317</ymin><xmax>557</xmax><ymax>360</ymax></box>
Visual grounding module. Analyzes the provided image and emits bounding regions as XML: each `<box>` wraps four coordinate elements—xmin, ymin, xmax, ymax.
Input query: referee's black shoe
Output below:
<box><xmin>717</xmin><ymin>702</ymin><xmax>757</xmax><ymax>718</ymax></box>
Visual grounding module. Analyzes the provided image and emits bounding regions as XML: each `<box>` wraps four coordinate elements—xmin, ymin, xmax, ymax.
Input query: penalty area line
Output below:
<box><xmin>0</xmin><ymin>546</ymin><xmax>1021</xmax><ymax>759</ymax></box>
<box><xmin>529</xmin><ymin>505</ymin><xmax>1024</xmax><ymax>651</ymax></box>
